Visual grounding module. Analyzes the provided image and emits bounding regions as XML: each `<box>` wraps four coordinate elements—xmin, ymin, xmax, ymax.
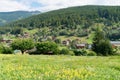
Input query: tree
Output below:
<box><xmin>11</xmin><ymin>27</ymin><xmax>23</xmax><ymax>35</ymax></box>
<box><xmin>97</xmin><ymin>39</ymin><xmax>113</xmax><ymax>56</ymax></box>
<box><xmin>11</xmin><ymin>39</ymin><xmax>34</xmax><ymax>54</ymax></box>
<box><xmin>92</xmin><ymin>27</ymin><xmax>113</xmax><ymax>56</ymax></box>
<box><xmin>36</xmin><ymin>41</ymin><xmax>60</xmax><ymax>55</ymax></box>
<box><xmin>92</xmin><ymin>27</ymin><xmax>105</xmax><ymax>53</ymax></box>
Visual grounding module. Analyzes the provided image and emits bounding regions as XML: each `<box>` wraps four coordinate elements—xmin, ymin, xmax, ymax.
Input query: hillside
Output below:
<box><xmin>5</xmin><ymin>6</ymin><xmax>120</xmax><ymax>40</ymax></box>
<box><xmin>0</xmin><ymin>11</ymin><xmax>40</xmax><ymax>26</ymax></box>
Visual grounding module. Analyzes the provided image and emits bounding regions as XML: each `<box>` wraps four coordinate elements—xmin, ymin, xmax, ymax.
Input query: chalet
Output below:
<box><xmin>62</xmin><ymin>40</ymin><xmax>70</xmax><ymax>46</ymax></box>
<box><xmin>75</xmin><ymin>43</ymin><xmax>86</xmax><ymax>49</ymax></box>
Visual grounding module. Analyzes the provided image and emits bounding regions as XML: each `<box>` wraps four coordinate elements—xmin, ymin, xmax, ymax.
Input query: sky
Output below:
<box><xmin>0</xmin><ymin>0</ymin><xmax>120</xmax><ymax>12</ymax></box>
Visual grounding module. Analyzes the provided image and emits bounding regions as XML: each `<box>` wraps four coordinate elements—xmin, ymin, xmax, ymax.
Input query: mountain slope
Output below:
<box><xmin>9</xmin><ymin>6</ymin><xmax>120</xmax><ymax>27</ymax></box>
<box><xmin>6</xmin><ymin>6</ymin><xmax>120</xmax><ymax>40</ymax></box>
<box><xmin>0</xmin><ymin>11</ymin><xmax>40</xmax><ymax>26</ymax></box>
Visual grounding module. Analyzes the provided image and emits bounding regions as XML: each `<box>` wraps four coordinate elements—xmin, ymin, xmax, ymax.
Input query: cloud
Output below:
<box><xmin>100</xmin><ymin>0</ymin><xmax>120</xmax><ymax>5</ymax></box>
<box><xmin>33</xmin><ymin>0</ymin><xmax>120</xmax><ymax>12</ymax></box>
<box><xmin>0</xmin><ymin>0</ymin><xmax>120</xmax><ymax>12</ymax></box>
<box><xmin>0</xmin><ymin>0</ymin><xmax>30</xmax><ymax>12</ymax></box>
<box><xmin>36</xmin><ymin>0</ymin><xmax>98</xmax><ymax>11</ymax></box>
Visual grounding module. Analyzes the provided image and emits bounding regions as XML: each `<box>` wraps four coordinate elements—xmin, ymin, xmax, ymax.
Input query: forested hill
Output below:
<box><xmin>7</xmin><ymin>6</ymin><xmax>120</xmax><ymax>40</ymax></box>
<box><xmin>0</xmin><ymin>11</ymin><xmax>40</xmax><ymax>26</ymax></box>
<box><xmin>9</xmin><ymin>6</ymin><xmax>120</xmax><ymax>27</ymax></box>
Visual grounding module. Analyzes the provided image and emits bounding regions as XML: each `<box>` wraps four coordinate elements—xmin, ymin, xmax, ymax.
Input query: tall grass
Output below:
<box><xmin>0</xmin><ymin>54</ymin><xmax>120</xmax><ymax>80</ymax></box>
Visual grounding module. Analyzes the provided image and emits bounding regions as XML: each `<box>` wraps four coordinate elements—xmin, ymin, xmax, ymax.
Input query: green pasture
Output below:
<box><xmin>0</xmin><ymin>54</ymin><xmax>120</xmax><ymax>80</ymax></box>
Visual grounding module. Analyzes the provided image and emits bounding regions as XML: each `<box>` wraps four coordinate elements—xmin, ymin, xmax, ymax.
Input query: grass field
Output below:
<box><xmin>0</xmin><ymin>54</ymin><xmax>120</xmax><ymax>80</ymax></box>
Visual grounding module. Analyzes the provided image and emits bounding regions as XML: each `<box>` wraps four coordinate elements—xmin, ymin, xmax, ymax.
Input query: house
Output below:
<box><xmin>75</xmin><ymin>43</ymin><xmax>86</xmax><ymax>49</ymax></box>
<box><xmin>17</xmin><ymin>32</ymin><xmax>30</xmax><ymax>38</ymax></box>
<box><xmin>0</xmin><ymin>39</ymin><xmax>6</xmax><ymax>43</ymax></box>
<box><xmin>23</xmin><ymin>32</ymin><xmax>30</xmax><ymax>38</ymax></box>
<box><xmin>62</xmin><ymin>40</ymin><xmax>70</xmax><ymax>46</ymax></box>
<box><xmin>110</xmin><ymin>41</ymin><xmax>120</xmax><ymax>48</ymax></box>
<box><xmin>0</xmin><ymin>38</ymin><xmax>12</xmax><ymax>44</ymax></box>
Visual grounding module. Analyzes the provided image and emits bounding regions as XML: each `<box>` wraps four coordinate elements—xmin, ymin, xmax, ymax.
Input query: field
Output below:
<box><xmin>0</xmin><ymin>54</ymin><xmax>120</xmax><ymax>80</ymax></box>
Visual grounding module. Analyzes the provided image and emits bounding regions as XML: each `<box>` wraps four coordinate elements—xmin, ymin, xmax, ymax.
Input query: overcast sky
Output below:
<box><xmin>0</xmin><ymin>0</ymin><xmax>120</xmax><ymax>12</ymax></box>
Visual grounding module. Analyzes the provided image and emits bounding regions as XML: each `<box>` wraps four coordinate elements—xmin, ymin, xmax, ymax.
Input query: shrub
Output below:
<box><xmin>98</xmin><ymin>40</ymin><xmax>113</xmax><ymax>56</ymax></box>
<box><xmin>60</xmin><ymin>48</ymin><xmax>70</xmax><ymax>55</ymax></box>
<box><xmin>1</xmin><ymin>46</ymin><xmax>13</xmax><ymax>54</ymax></box>
<box><xmin>73</xmin><ymin>49</ymin><xmax>87</xmax><ymax>56</ymax></box>
<box><xmin>0</xmin><ymin>46</ymin><xmax>3</xmax><ymax>54</ymax></box>
<box><xmin>69</xmin><ymin>51</ymin><xmax>75</xmax><ymax>56</ymax></box>
<box><xmin>60</xmin><ymin>48</ymin><xmax>75</xmax><ymax>56</ymax></box>
<box><xmin>36</xmin><ymin>41</ymin><xmax>60</xmax><ymax>55</ymax></box>
<box><xmin>87</xmin><ymin>51</ymin><xmax>97</xmax><ymax>56</ymax></box>
<box><xmin>113</xmin><ymin>53</ymin><xmax>120</xmax><ymax>56</ymax></box>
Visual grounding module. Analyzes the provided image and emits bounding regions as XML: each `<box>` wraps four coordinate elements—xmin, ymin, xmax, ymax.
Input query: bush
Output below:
<box><xmin>113</xmin><ymin>53</ymin><xmax>120</xmax><ymax>56</ymax></box>
<box><xmin>73</xmin><ymin>49</ymin><xmax>87</xmax><ymax>56</ymax></box>
<box><xmin>36</xmin><ymin>41</ymin><xmax>60</xmax><ymax>55</ymax></box>
<box><xmin>69</xmin><ymin>51</ymin><xmax>75</xmax><ymax>56</ymax></box>
<box><xmin>87</xmin><ymin>51</ymin><xmax>97</xmax><ymax>56</ymax></box>
<box><xmin>0</xmin><ymin>46</ymin><xmax>3</xmax><ymax>54</ymax></box>
<box><xmin>60</xmin><ymin>48</ymin><xmax>69</xmax><ymax>55</ymax></box>
<box><xmin>60</xmin><ymin>48</ymin><xmax>75</xmax><ymax>56</ymax></box>
<box><xmin>11</xmin><ymin>38</ymin><xmax>35</xmax><ymax>54</ymax></box>
<box><xmin>1</xmin><ymin>46</ymin><xmax>13</xmax><ymax>54</ymax></box>
<box><xmin>98</xmin><ymin>40</ymin><xmax>113</xmax><ymax>56</ymax></box>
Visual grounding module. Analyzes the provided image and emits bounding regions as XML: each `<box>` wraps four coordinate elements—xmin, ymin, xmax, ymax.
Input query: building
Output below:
<box><xmin>110</xmin><ymin>41</ymin><xmax>120</xmax><ymax>48</ymax></box>
<box><xmin>0</xmin><ymin>38</ymin><xmax>12</xmax><ymax>44</ymax></box>
<box><xmin>62</xmin><ymin>40</ymin><xmax>70</xmax><ymax>46</ymax></box>
<box><xmin>75</xmin><ymin>43</ymin><xmax>86</xmax><ymax>49</ymax></box>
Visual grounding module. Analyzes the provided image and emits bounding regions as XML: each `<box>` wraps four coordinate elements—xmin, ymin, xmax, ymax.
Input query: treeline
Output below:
<box><xmin>0</xmin><ymin>27</ymin><xmax>23</xmax><ymax>34</ymax></box>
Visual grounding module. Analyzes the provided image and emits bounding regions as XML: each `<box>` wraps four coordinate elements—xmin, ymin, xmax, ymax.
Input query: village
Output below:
<box><xmin>0</xmin><ymin>32</ymin><xmax>120</xmax><ymax>51</ymax></box>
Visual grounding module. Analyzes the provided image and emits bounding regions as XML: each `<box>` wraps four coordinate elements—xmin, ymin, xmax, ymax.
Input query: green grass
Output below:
<box><xmin>87</xmin><ymin>32</ymin><xmax>95</xmax><ymax>44</ymax></box>
<box><xmin>23</xmin><ymin>28</ymin><xmax>39</xmax><ymax>34</ymax></box>
<box><xmin>57</xmin><ymin>36</ymin><xmax>88</xmax><ymax>43</ymax></box>
<box><xmin>0</xmin><ymin>54</ymin><xmax>120</xmax><ymax>80</ymax></box>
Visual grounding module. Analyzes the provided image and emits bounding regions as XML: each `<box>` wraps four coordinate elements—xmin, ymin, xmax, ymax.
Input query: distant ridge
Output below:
<box><xmin>0</xmin><ymin>11</ymin><xmax>41</xmax><ymax>26</ymax></box>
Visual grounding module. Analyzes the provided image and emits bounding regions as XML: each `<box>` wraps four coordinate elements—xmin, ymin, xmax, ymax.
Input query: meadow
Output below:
<box><xmin>0</xmin><ymin>54</ymin><xmax>120</xmax><ymax>80</ymax></box>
